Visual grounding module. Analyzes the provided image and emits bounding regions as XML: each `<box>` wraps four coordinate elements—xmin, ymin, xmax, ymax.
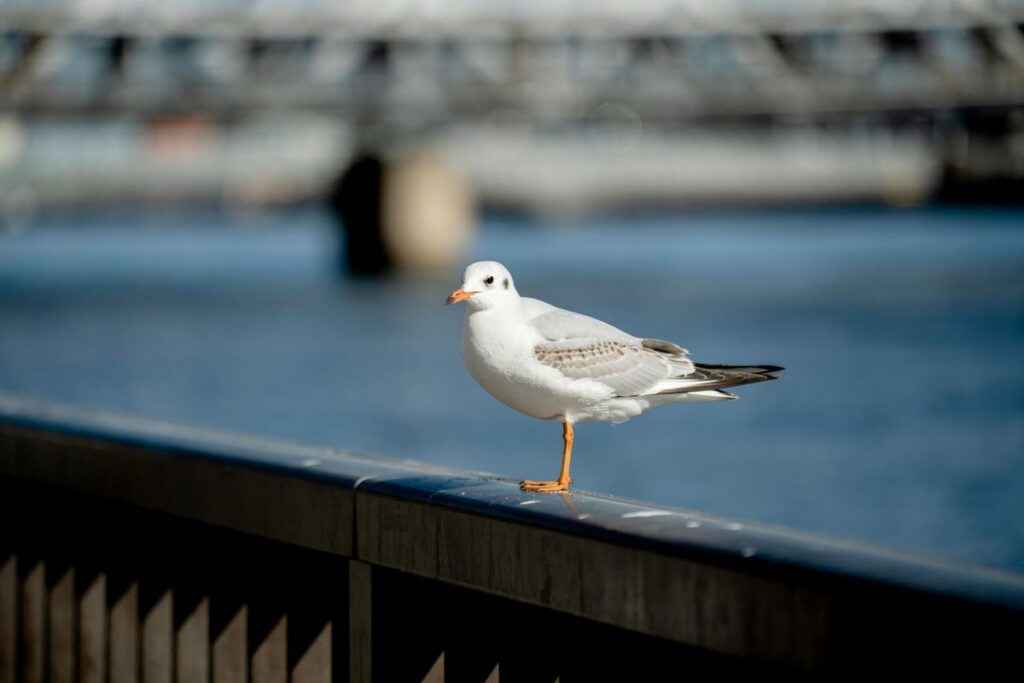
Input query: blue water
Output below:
<box><xmin>1</xmin><ymin>206</ymin><xmax>1023</xmax><ymax>572</ymax></box>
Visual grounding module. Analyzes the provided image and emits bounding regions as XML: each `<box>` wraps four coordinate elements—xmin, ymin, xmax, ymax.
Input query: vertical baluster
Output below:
<box><xmin>175</xmin><ymin>595</ymin><xmax>208</xmax><ymax>683</ymax></box>
<box><xmin>77</xmin><ymin>571</ymin><xmax>107</xmax><ymax>683</ymax></box>
<box><xmin>248</xmin><ymin>542</ymin><xmax>291</xmax><ymax>683</ymax></box>
<box><xmin>0</xmin><ymin>554</ymin><xmax>15</xmax><ymax>683</ymax></box>
<box><xmin>444</xmin><ymin>588</ymin><xmax>500</xmax><ymax>683</ymax></box>
<box><xmin>498</xmin><ymin>601</ymin><xmax>562</xmax><ymax>683</ymax></box>
<box><xmin>250</xmin><ymin>614</ymin><xmax>287</xmax><ymax>683</ymax></box>
<box><xmin>289</xmin><ymin>621</ymin><xmax>330</xmax><ymax>683</ymax></box>
<box><xmin>47</xmin><ymin>565</ymin><xmax>75</xmax><ymax>683</ymax></box>
<box><xmin>349</xmin><ymin>561</ymin><xmax>372</xmax><ymax>683</ymax></box>
<box><xmin>369</xmin><ymin>569</ymin><xmax>446</xmax><ymax>683</ymax></box>
<box><xmin>287</xmin><ymin>551</ymin><xmax>343</xmax><ymax>683</ymax></box>
<box><xmin>208</xmin><ymin>529</ymin><xmax>247</xmax><ymax>683</ymax></box>
<box><xmin>141</xmin><ymin>587</ymin><xmax>173</xmax><ymax>683</ymax></box>
<box><xmin>421</xmin><ymin>653</ymin><xmax>444</xmax><ymax>683</ymax></box>
<box><xmin>109</xmin><ymin>580</ymin><xmax>139</xmax><ymax>683</ymax></box>
<box><xmin>211</xmin><ymin>604</ymin><xmax>246</xmax><ymax>683</ymax></box>
<box><xmin>18</xmin><ymin>559</ymin><xmax>45</xmax><ymax>683</ymax></box>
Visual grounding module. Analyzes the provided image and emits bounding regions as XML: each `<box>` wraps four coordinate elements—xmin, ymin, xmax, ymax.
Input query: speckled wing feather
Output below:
<box><xmin>533</xmin><ymin>339</ymin><xmax>672</xmax><ymax>397</ymax></box>
<box><xmin>529</xmin><ymin>306</ymin><xmax>698</xmax><ymax>397</ymax></box>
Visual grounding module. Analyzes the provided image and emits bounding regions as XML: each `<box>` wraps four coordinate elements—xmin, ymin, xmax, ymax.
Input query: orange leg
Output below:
<box><xmin>520</xmin><ymin>421</ymin><xmax>574</xmax><ymax>492</ymax></box>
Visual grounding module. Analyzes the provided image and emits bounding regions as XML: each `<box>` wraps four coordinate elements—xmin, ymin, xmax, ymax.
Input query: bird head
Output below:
<box><xmin>446</xmin><ymin>261</ymin><xmax>518</xmax><ymax>310</ymax></box>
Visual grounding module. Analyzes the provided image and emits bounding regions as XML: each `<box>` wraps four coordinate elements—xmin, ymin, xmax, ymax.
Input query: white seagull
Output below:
<box><xmin>447</xmin><ymin>261</ymin><xmax>783</xmax><ymax>492</ymax></box>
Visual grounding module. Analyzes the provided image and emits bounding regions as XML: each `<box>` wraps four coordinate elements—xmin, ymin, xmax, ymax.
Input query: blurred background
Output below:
<box><xmin>1</xmin><ymin>0</ymin><xmax>1022</xmax><ymax>571</ymax></box>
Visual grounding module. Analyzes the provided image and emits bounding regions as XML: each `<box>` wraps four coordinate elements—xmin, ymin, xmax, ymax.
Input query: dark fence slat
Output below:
<box><xmin>348</xmin><ymin>561</ymin><xmax>372</xmax><ymax>683</ymax></box>
<box><xmin>211</xmin><ymin>604</ymin><xmax>246</xmax><ymax>683</ymax></box>
<box><xmin>77</xmin><ymin>572</ymin><xmax>107</xmax><ymax>683</ymax></box>
<box><xmin>370</xmin><ymin>569</ymin><xmax>446</xmax><ymax>683</ymax></box>
<box><xmin>285</xmin><ymin>548</ymin><xmax>345</xmax><ymax>683</ymax></box>
<box><xmin>441</xmin><ymin>591</ymin><xmax>500</xmax><ymax>683</ymax></box>
<box><xmin>0</xmin><ymin>555</ymin><xmax>15</xmax><ymax>683</ymax></box>
<box><xmin>175</xmin><ymin>596</ymin><xmax>209</xmax><ymax>683</ymax></box>
<box><xmin>249</xmin><ymin>615</ymin><xmax>286</xmax><ymax>683</ymax></box>
<box><xmin>289</xmin><ymin>621</ymin><xmax>330</xmax><ymax>683</ymax></box>
<box><xmin>18</xmin><ymin>559</ymin><xmax>45</xmax><ymax>683</ymax></box>
<box><xmin>108</xmin><ymin>580</ymin><xmax>139</xmax><ymax>683</ymax></box>
<box><xmin>47</xmin><ymin>565</ymin><xmax>75</xmax><ymax>683</ymax></box>
<box><xmin>141</xmin><ymin>588</ymin><xmax>173</xmax><ymax>683</ymax></box>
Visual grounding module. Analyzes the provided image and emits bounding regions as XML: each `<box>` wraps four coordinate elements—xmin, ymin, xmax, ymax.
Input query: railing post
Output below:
<box><xmin>140</xmin><ymin>586</ymin><xmax>173</xmax><ymax>683</ymax></box>
<box><xmin>348</xmin><ymin>561</ymin><xmax>372</xmax><ymax>683</ymax></box>
<box><xmin>18</xmin><ymin>558</ymin><xmax>45</xmax><ymax>683</ymax></box>
<box><xmin>76</xmin><ymin>571</ymin><xmax>107</xmax><ymax>683</ymax></box>
<box><xmin>46</xmin><ymin>564</ymin><xmax>75</xmax><ymax>683</ymax></box>
<box><xmin>174</xmin><ymin>596</ymin><xmax>209</xmax><ymax>683</ymax></box>
<box><xmin>108</xmin><ymin>578</ymin><xmax>139</xmax><ymax>683</ymax></box>
<box><xmin>0</xmin><ymin>555</ymin><xmax>16</xmax><ymax>683</ymax></box>
<box><xmin>210</xmin><ymin>604</ymin><xmax>246</xmax><ymax>683</ymax></box>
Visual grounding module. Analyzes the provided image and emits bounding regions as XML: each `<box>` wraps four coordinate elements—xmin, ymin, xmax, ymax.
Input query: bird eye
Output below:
<box><xmin>484</xmin><ymin>276</ymin><xmax>494</xmax><ymax>286</ymax></box>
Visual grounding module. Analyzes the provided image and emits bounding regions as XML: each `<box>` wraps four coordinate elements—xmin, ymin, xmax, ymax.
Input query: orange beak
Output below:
<box><xmin>445</xmin><ymin>288</ymin><xmax>476</xmax><ymax>305</ymax></box>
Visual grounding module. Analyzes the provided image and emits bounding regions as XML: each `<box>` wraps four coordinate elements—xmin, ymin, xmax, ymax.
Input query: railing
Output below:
<box><xmin>1</xmin><ymin>392</ymin><xmax>1022</xmax><ymax>681</ymax></box>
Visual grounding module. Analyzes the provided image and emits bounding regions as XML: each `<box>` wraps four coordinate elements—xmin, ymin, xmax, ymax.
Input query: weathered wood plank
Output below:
<box><xmin>0</xmin><ymin>557</ymin><xmax>14</xmax><ymax>683</ymax></box>
<box><xmin>0</xmin><ymin>425</ymin><xmax>355</xmax><ymax>558</ymax></box>
<box><xmin>0</xmin><ymin>555</ymin><xmax>15</xmax><ymax>683</ymax></box>
<box><xmin>47</xmin><ymin>566</ymin><xmax>75</xmax><ymax>683</ymax></box>
<box><xmin>421</xmin><ymin>654</ymin><xmax>443</xmax><ymax>683</ymax></box>
<box><xmin>141</xmin><ymin>589</ymin><xmax>173</xmax><ymax>683</ymax></box>
<box><xmin>356</xmin><ymin>491</ymin><xmax>832</xmax><ymax>668</ymax></box>
<box><xmin>175</xmin><ymin>597</ymin><xmax>209</xmax><ymax>683</ymax></box>
<box><xmin>109</xmin><ymin>580</ymin><xmax>139</xmax><ymax>683</ymax></box>
<box><xmin>442</xmin><ymin>588</ymin><xmax>501</xmax><ymax>683</ymax></box>
<box><xmin>348</xmin><ymin>561</ymin><xmax>371</xmax><ymax>683</ymax></box>
<box><xmin>369</xmin><ymin>569</ymin><xmax>446</xmax><ymax>683</ymax></box>
<box><xmin>250</xmin><ymin>615</ymin><xmax>287</xmax><ymax>683</ymax></box>
<box><xmin>211</xmin><ymin>605</ymin><xmax>246</xmax><ymax>683</ymax></box>
<box><xmin>77</xmin><ymin>572</ymin><xmax>107</xmax><ymax>683</ymax></box>
<box><xmin>18</xmin><ymin>560</ymin><xmax>45</xmax><ymax>683</ymax></box>
<box><xmin>290</xmin><ymin>621</ymin><xmax>330</xmax><ymax>683</ymax></box>
<box><xmin>285</xmin><ymin>554</ymin><xmax>339</xmax><ymax>683</ymax></box>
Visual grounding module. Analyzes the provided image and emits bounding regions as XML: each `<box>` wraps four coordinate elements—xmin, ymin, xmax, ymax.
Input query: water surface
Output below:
<box><xmin>1</xmin><ymin>205</ymin><xmax>1022</xmax><ymax>572</ymax></box>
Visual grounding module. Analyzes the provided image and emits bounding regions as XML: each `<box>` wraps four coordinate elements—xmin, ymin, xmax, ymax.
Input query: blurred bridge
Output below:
<box><xmin>3</xmin><ymin>0</ymin><xmax>1024</xmax><ymax>123</ymax></box>
<box><xmin>2</xmin><ymin>1</ymin><xmax>1024</xmax><ymax>269</ymax></box>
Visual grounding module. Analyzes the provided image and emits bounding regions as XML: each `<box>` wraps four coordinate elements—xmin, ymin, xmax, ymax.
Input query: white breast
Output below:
<box><xmin>461</xmin><ymin>305</ymin><xmax>613</xmax><ymax>422</ymax></box>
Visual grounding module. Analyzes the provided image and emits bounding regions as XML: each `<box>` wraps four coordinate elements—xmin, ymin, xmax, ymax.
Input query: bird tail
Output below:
<box><xmin>695</xmin><ymin>363</ymin><xmax>784</xmax><ymax>382</ymax></box>
<box><xmin>652</xmin><ymin>363</ymin><xmax>784</xmax><ymax>397</ymax></box>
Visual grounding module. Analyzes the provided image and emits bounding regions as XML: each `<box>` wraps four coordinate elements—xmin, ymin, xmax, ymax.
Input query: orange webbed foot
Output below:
<box><xmin>519</xmin><ymin>479</ymin><xmax>570</xmax><ymax>492</ymax></box>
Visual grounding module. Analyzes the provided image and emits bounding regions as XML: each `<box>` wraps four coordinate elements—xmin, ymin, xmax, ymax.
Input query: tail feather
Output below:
<box><xmin>695</xmin><ymin>363</ymin><xmax>784</xmax><ymax>379</ymax></box>
<box><xmin>652</xmin><ymin>362</ymin><xmax>783</xmax><ymax>396</ymax></box>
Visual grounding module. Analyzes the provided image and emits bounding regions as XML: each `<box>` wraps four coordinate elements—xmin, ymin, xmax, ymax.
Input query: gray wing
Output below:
<box><xmin>533</xmin><ymin>339</ymin><xmax>673</xmax><ymax>397</ymax></box>
<box><xmin>529</xmin><ymin>306</ymin><xmax>695</xmax><ymax>397</ymax></box>
<box><xmin>528</xmin><ymin>306</ymin><xmax>638</xmax><ymax>345</ymax></box>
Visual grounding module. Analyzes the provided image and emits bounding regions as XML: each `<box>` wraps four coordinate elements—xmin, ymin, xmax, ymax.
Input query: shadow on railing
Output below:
<box><xmin>1</xmin><ymin>393</ymin><xmax>1022</xmax><ymax>681</ymax></box>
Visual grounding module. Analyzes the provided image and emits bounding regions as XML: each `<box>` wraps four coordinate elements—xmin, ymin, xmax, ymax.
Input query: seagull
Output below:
<box><xmin>446</xmin><ymin>261</ymin><xmax>783</xmax><ymax>493</ymax></box>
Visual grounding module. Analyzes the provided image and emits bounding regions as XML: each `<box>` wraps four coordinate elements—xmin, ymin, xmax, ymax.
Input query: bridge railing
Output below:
<box><xmin>1</xmin><ymin>392</ymin><xmax>1022</xmax><ymax>681</ymax></box>
<box><xmin>4</xmin><ymin>1</ymin><xmax>1024</xmax><ymax>120</ymax></box>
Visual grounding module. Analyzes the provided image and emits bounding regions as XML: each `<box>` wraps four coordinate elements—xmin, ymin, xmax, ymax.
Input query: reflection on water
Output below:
<box><xmin>1</xmin><ymin>206</ymin><xmax>1023</xmax><ymax>572</ymax></box>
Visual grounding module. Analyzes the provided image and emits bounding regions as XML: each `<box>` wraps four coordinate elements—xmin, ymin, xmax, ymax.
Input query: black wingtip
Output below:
<box><xmin>694</xmin><ymin>363</ymin><xmax>784</xmax><ymax>375</ymax></box>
